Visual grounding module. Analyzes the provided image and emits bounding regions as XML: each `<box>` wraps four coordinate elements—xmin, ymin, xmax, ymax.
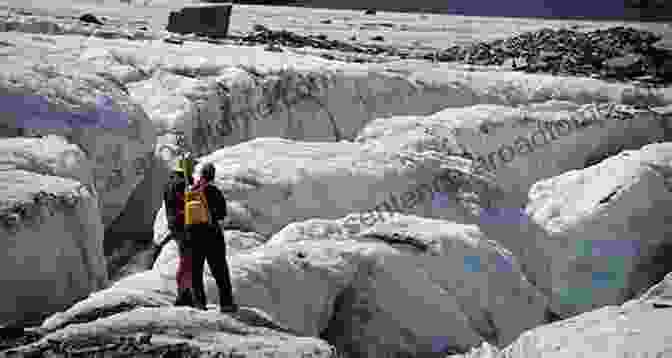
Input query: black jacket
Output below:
<box><xmin>163</xmin><ymin>174</ymin><xmax>187</xmax><ymax>233</ymax></box>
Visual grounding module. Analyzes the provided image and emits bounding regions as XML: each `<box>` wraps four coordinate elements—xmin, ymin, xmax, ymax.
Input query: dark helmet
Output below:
<box><xmin>200</xmin><ymin>162</ymin><xmax>216</xmax><ymax>182</ymax></box>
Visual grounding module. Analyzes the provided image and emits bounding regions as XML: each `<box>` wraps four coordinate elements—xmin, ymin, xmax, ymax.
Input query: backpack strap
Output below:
<box><xmin>202</xmin><ymin>188</ymin><xmax>212</xmax><ymax>224</ymax></box>
<box><xmin>196</xmin><ymin>183</ymin><xmax>213</xmax><ymax>225</ymax></box>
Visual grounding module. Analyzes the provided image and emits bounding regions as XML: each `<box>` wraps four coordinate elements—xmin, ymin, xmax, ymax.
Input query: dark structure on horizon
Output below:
<box><xmin>623</xmin><ymin>0</ymin><xmax>672</xmax><ymax>22</ymax></box>
<box><xmin>167</xmin><ymin>4</ymin><xmax>232</xmax><ymax>38</ymax></box>
<box><xmin>204</xmin><ymin>0</ymin><xmax>672</xmax><ymax>22</ymax></box>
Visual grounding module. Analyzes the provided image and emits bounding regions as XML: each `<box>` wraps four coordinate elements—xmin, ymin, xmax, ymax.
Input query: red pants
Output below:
<box><xmin>176</xmin><ymin>254</ymin><xmax>193</xmax><ymax>290</ymax></box>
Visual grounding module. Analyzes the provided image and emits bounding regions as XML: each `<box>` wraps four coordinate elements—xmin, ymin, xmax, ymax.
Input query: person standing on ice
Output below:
<box><xmin>184</xmin><ymin>162</ymin><xmax>238</xmax><ymax>313</ymax></box>
<box><xmin>163</xmin><ymin>158</ymin><xmax>197</xmax><ymax>307</ymax></box>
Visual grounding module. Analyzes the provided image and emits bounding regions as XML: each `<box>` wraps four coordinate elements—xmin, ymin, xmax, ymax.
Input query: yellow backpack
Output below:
<box><xmin>184</xmin><ymin>187</ymin><xmax>210</xmax><ymax>226</ymax></box>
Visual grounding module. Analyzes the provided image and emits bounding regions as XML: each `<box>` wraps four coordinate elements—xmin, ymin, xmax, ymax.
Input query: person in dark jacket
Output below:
<box><xmin>187</xmin><ymin>162</ymin><xmax>237</xmax><ymax>313</ymax></box>
<box><xmin>163</xmin><ymin>159</ymin><xmax>196</xmax><ymax>307</ymax></box>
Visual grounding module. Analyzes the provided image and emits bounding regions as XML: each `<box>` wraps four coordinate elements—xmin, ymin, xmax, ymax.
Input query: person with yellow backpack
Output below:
<box><xmin>184</xmin><ymin>162</ymin><xmax>237</xmax><ymax>313</ymax></box>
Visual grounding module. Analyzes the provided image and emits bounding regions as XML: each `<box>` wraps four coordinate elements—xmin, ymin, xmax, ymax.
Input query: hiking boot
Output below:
<box><xmin>220</xmin><ymin>304</ymin><xmax>238</xmax><ymax>313</ymax></box>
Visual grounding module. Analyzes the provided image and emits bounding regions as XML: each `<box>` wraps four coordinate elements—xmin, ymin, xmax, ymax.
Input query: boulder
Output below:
<box><xmin>525</xmin><ymin>142</ymin><xmax>672</xmax><ymax>318</ymax></box>
<box><xmin>449</xmin><ymin>273</ymin><xmax>672</xmax><ymax>358</ymax></box>
<box><xmin>154</xmin><ymin>137</ymin><xmax>508</xmax><ymax>244</ymax></box>
<box><xmin>0</xmin><ymin>137</ymin><xmax>107</xmax><ymax>325</ymax></box>
<box><xmin>42</xmin><ymin>229</ymin><xmax>267</xmax><ymax>333</ymax></box>
<box><xmin>493</xmin><ymin>277</ymin><xmax>672</xmax><ymax>358</ymax></box>
<box><xmin>0</xmin><ymin>33</ymin><xmax>158</xmax><ymax>289</ymax></box>
<box><xmin>6</xmin><ymin>307</ymin><xmax>336</xmax><ymax>358</ymax></box>
<box><xmin>0</xmin><ymin>34</ymin><xmax>156</xmax><ymax>228</ymax></box>
<box><xmin>40</xmin><ymin>276</ymin><xmax>174</xmax><ymax>333</ymax></box>
<box><xmin>356</xmin><ymin>101</ymin><xmax>669</xmax><ymax>206</ymax></box>
<box><xmin>268</xmin><ymin>215</ymin><xmax>549</xmax><ymax>354</ymax></box>
<box><xmin>354</xmin><ymin>102</ymin><xmax>671</xmax><ymax>295</ymax></box>
<box><xmin>41</xmin><ymin>214</ymin><xmax>548</xmax><ymax>357</ymax></box>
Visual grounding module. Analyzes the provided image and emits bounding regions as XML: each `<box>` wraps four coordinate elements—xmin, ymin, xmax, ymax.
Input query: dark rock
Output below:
<box><xmin>452</xmin><ymin>26</ymin><xmax>672</xmax><ymax>85</ymax></box>
<box><xmin>544</xmin><ymin>309</ymin><xmax>563</xmax><ymax>323</ymax></box>
<box><xmin>232</xmin><ymin>24</ymin><xmax>389</xmax><ymax>57</ymax></box>
<box><xmin>371</xmin><ymin>35</ymin><xmax>384</xmax><ymax>41</ymax></box>
<box><xmin>0</xmin><ymin>327</ymin><xmax>25</xmax><ymax>340</ymax></box>
<box><xmin>166</xmin><ymin>5</ymin><xmax>232</xmax><ymax>39</ymax></box>
<box><xmin>364</xmin><ymin>9</ymin><xmax>377</xmax><ymax>15</ymax></box>
<box><xmin>163</xmin><ymin>37</ymin><xmax>184</xmax><ymax>45</ymax></box>
<box><xmin>437</xmin><ymin>51</ymin><xmax>459</xmax><ymax>62</ymax></box>
<box><xmin>320</xmin><ymin>19</ymin><xmax>332</xmax><ymax>24</ymax></box>
<box><xmin>0</xmin><ymin>326</ymin><xmax>42</xmax><ymax>351</ymax></box>
<box><xmin>78</xmin><ymin>13</ymin><xmax>104</xmax><ymax>26</ymax></box>
<box><xmin>539</xmin><ymin>50</ymin><xmax>562</xmax><ymax>60</ymax></box>
<box><xmin>253</xmin><ymin>24</ymin><xmax>269</xmax><ymax>32</ymax></box>
<box><xmin>604</xmin><ymin>54</ymin><xmax>645</xmax><ymax>76</ymax></box>
<box><xmin>528</xmin><ymin>60</ymin><xmax>551</xmax><ymax>72</ymax></box>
